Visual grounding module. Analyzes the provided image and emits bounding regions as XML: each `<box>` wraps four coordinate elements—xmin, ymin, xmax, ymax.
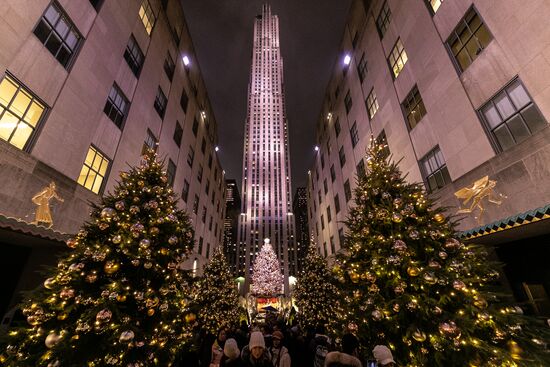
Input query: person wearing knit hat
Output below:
<box><xmin>269</xmin><ymin>331</ymin><xmax>291</xmax><ymax>367</ymax></box>
<box><xmin>221</xmin><ymin>338</ymin><xmax>242</xmax><ymax>367</ymax></box>
<box><xmin>240</xmin><ymin>331</ymin><xmax>272</xmax><ymax>367</ymax></box>
<box><xmin>372</xmin><ymin>345</ymin><xmax>395</xmax><ymax>366</ymax></box>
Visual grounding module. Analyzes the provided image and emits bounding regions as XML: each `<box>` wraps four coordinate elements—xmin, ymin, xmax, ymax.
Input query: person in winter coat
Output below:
<box><xmin>221</xmin><ymin>338</ymin><xmax>243</xmax><ymax>367</ymax></box>
<box><xmin>241</xmin><ymin>331</ymin><xmax>273</xmax><ymax>367</ymax></box>
<box><xmin>324</xmin><ymin>333</ymin><xmax>362</xmax><ymax>367</ymax></box>
<box><xmin>372</xmin><ymin>345</ymin><xmax>395</xmax><ymax>366</ymax></box>
<box><xmin>210</xmin><ymin>328</ymin><xmax>228</xmax><ymax>367</ymax></box>
<box><xmin>268</xmin><ymin>331</ymin><xmax>291</xmax><ymax>367</ymax></box>
<box><xmin>310</xmin><ymin>325</ymin><xmax>332</xmax><ymax>367</ymax></box>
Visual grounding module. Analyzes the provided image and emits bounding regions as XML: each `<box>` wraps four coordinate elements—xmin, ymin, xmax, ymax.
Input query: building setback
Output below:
<box><xmin>237</xmin><ymin>4</ymin><xmax>296</xmax><ymax>294</ymax></box>
<box><xmin>292</xmin><ymin>187</ymin><xmax>309</xmax><ymax>275</ymax></box>
<box><xmin>0</xmin><ymin>0</ymin><xmax>226</xmax><ymax>321</ymax></box>
<box><xmin>223</xmin><ymin>179</ymin><xmax>241</xmax><ymax>275</ymax></box>
<box><xmin>307</xmin><ymin>0</ymin><xmax>550</xmax><ymax>315</ymax></box>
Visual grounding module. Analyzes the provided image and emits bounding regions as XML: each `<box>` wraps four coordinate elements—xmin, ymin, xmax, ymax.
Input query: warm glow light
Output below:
<box><xmin>314</xmin><ymin>146</ymin><xmax>319</xmax><ymax>151</ymax></box>
<box><xmin>182</xmin><ymin>55</ymin><xmax>190</xmax><ymax>66</ymax></box>
<box><xmin>215</xmin><ymin>146</ymin><xmax>220</xmax><ymax>152</ymax></box>
<box><xmin>343</xmin><ymin>54</ymin><xmax>351</xmax><ymax>65</ymax></box>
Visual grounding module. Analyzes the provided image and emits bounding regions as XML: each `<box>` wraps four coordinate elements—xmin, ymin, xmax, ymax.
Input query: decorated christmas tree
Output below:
<box><xmin>1</xmin><ymin>150</ymin><xmax>196</xmax><ymax>366</ymax></box>
<box><xmin>250</xmin><ymin>239</ymin><xmax>283</xmax><ymax>297</ymax></box>
<box><xmin>192</xmin><ymin>247</ymin><xmax>240</xmax><ymax>334</ymax></box>
<box><xmin>294</xmin><ymin>242</ymin><xmax>343</xmax><ymax>335</ymax></box>
<box><xmin>336</xmin><ymin>139</ymin><xmax>550</xmax><ymax>366</ymax></box>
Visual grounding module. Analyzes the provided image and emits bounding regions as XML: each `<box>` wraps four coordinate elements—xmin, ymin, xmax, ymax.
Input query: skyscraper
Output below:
<box><xmin>237</xmin><ymin>4</ymin><xmax>295</xmax><ymax>294</ymax></box>
<box><xmin>223</xmin><ymin>179</ymin><xmax>241</xmax><ymax>275</ymax></box>
<box><xmin>292</xmin><ymin>187</ymin><xmax>309</xmax><ymax>274</ymax></box>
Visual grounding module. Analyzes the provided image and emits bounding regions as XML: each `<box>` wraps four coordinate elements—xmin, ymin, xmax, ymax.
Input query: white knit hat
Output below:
<box><xmin>249</xmin><ymin>331</ymin><xmax>266</xmax><ymax>350</ymax></box>
<box><xmin>373</xmin><ymin>345</ymin><xmax>395</xmax><ymax>365</ymax></box>
<box><xmin>224</xmin><ymin>338</ymin><xmax>240</xmax><ymax>360</ymax></box>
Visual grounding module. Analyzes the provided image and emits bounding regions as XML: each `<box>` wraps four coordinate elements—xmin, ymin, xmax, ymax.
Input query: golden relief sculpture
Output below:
<box><xmin>32</xmin><ymin>182</ymin><xmax>64</xmax><ymax>228</ymax></box>
<box><xmin>454</xmin><ymin>175</ymin><xmax>506</xmax><ymax>225</ymax></box>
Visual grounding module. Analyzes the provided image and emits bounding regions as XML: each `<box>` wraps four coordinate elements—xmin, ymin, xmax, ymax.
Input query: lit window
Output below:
<box><xmin>77</xmin><ymin>146</ymin><xmax>110</xmax><ymax>194</ymax></box>
<box><xmin>388</xmin><ymin>38</ymin><xmax>408</xmax><ymax>78</ymax></box>
<box><xmin>480</xmin><ymin>79</ymin><xmax>547</xmax><ymax>151</ymax></box>
<box><xmin>33</xmin><ymin>2</ymin><xmax>81</xmax><ymax>68</ymax></box>
<box><xmin>402</xmin><ymin>85</ymin><xmax>427</xmax><ymax>129</ymax></box>
<box><xmin>447</xmin><ymin>7</ymin><xmax>492</xmax><ymax>72</ymax></box>
<box><xmin>376</xmin><ymin>1</ymin><xmax>392</xmax><ymax>38</ymax></box>
<box><xmin>420</xmin><ymin>146</ymin><xmax>451</xmax><ymax>192</ymax></box>
<box><xmin>0</xmin><ymin>75</ymin><xmax>45</xmax><ymax>150</ymax></box>
<box><xmin>139</xmin><ymin>0</ymin><xmax>156</xmax><ymax>35</ymax></box>
<box><xmin>366</xmin><ymin>88</ymin><xmax>379</xmax><ymax>120</ymax></box>
<box><xmin>103</xmin><ymin>84</ymin><xmax>129</xmax><ymax>128</ymax></box>
<box><xmin>124</xmin><ymin>35</ymin><xmax>144</xmax><ymax>77</ymax></box>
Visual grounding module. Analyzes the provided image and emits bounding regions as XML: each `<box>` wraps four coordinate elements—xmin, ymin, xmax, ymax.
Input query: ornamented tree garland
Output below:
<box><xmin>250</xmin><ymin>239</ymin><xmax>283</xmax><ymax>297</ymax></box>
<box><xmin>1</xmin><ymin>150</ymin><xmax>196</xmax><ymax>366</ymax></box>
<box><xmin>336</xmin><ymin>139</ymin><xmax>550</xmax><ymax>366</ymax></box>
<box><xmin>192</xmin><ymin>248</ymin><xmax>240</xmax><ymax>334</ymax></box>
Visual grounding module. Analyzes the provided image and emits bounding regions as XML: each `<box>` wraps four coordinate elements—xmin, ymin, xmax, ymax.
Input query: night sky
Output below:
<box><xmin>179</xmin><ymin>0</ymin><xmax>352</xmax><ymax>193</ymax></box>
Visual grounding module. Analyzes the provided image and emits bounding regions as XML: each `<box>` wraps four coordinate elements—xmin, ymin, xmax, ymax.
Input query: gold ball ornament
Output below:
<box><xmin>86</xmin><ymin>273</ymin><xmax>98</xmax><ymax>283</ymax></box>
<box><xmin>44</xmin><ymin>277</ymin><xmax>56</xmax><ymax>289</ymax></box>
<box><xmin>119</xmin><ymin>330</ymin><xmax>135</xmax><ymax>343</ymax></box>
<box><xmin>116</xmin><ymin>294</ymin><xmax>127</xmax><ymax>302</ymax></box>
<box><xmin>57</xmin><ymin>313</ymin><xmax>68</xmax><ymax>321</ymax></box>
<box><xmin>185</xmin><ymin>313</ymin><xmax>196</xmax><ymax>323</ymax></box>
<box><xmin>371</xmin><ymin>310</ymin><xmax>383</xmax><ymax>321</ymax></box>
<box><xmin>104</xmin><ymin>261</ymin><xmax>119</xmax><ymax>274</ymax></box>
<box><xmin>412</xmin><ymin>329</ymin><xmax>427</xmax><ymax>342</ymax></box>
<box><xmin>438</xmin><ymin>321</ymin><xmax>461</xmax><ymax>339</ymax></box>
<box><xmin>407</xmin><ymin>265</ymin><xmax>421</xmax><ymax>277</ymax></box>
<box><xmin>434</xmin><ymin>213</ymin><xmax>446</xmax><ymax>223</ymax></box>
<box><xmin>147</xmin><ymin>308</ymin><xmax>155</xmax><ymax>316</ymax></box>
<box><xmin>27</xmin><ymin>315</ymin><xmax>41</xmax><ymax>326</ymax></box>
<box><xmin>66</xmin><ymin>238</ymin><xmax>78</xmax><ymax>249</ymax></box>
<box><xmin>453</xmin><ymin>280</ymin><xmax>466</xmax><ymax>291</ymax></box>
<box><xmin>423</xmin><ymin>272</ymin><xmax>437</xmax><ymax>285</ymax></box>
<box><xmin>112</xmin><ymin>235</ymin><xmax>122</xmax><ymax>244</ymax></box>
<box><xmin>45</xmin><ymin>332</ymin><xmax>61</xmax><ymax>348</ymax></box>
<box><xmin>473</xmin><ymin>296</ymin><xmax>488</xmax><ymax>309</ymax></box>
<box><xmin>160</xmin><ymin>247</ymin><xmax>169</xmax><ymax>255</ymax></box>
<box><xmin>100</xmin><ymin>207</ymin><xmax>116</xmax><ymax>220</ymax></box>
<box><xmin>96</xmin><ymin>308</ymin><xmax>112</xmax><ymax>323</ymax></box>
<box><xmin>392</xmin><ymin>213</ymin><xmax>403</xmax><ymax>223</ymax></box>
<box><xmin>349</xmin><ymin>271</ymin><xmax>360</xmax><ymax>283</ymax></box>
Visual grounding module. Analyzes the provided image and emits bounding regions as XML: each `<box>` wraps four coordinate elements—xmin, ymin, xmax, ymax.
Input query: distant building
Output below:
<box><xmin>307</xmin><ymin>0</ymin><xmax>550</xmax><ymax>315</ymax></box>
<box><xmin>0</xmin><ymin>0</ymin><xmax>225</xmax><ymax>322</ymax></box>
<box><xmin>292</xmin><ymin>187</ymin><xmax>309</xmax><ymax>274</ymax></box>
<box><xmin>224</xmin><ymin>179</ymin><xmax>241</xmax><ymax>274</ymax></box>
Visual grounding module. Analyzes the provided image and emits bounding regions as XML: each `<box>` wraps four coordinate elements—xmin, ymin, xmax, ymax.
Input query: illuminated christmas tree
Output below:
<box><xmin>294</xmin><ymin>242</ymin><xmax>343</xmax><ymax>335</ymax></box>
<box><xmin>250</xmin><ymin>239</ymin><xmax>283</xmax><ymax>297</ymax></box>
<box><xmin>192</xmin><ymin>248</ymin><xmax>240</xmax><ymax>333</ymax></box>
<box><xmin>336</xmin><ymin>139</ymin><xmax>550</xmax><ymax>366</ymax></box>
<box><xmin>1</xmin><ymin>150</ymin><xmax>196</xmax><ymax>366</ymax></box>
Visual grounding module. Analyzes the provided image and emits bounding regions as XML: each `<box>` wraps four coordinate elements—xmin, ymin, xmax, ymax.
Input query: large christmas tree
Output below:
<box><xmin>1</xmin><ymin>150</ymin><xmax>196</xmax><ymax>366</ymax></box>
<box><xmin>250</xmin><ymin>239</ymin><xmax>283</xmax><ymax>297</ymax></box>
<box><xmin>337</xmin><ymin>140</ymin><xmax>550</xmax><ymax>366</ymax></box>
<box><xmin>294</xmin><ymin>242</ymin><xmax>343</xmax><ymax>335</ymax></box>
<box><xmin>192</xmin><ymin>248</ymin><xmax>240</xmax><ymax>334</ymax></box>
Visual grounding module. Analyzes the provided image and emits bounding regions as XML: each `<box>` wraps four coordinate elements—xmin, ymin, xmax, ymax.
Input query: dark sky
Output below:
<box><xmin>179</xmin><ymin>0</ymin><xmax>352</xmax><ymax>193</ymax></box>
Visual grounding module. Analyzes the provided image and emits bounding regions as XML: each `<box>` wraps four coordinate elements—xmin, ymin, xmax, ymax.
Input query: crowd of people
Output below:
<box><xmin>175</xmin><ymin>321</ymin><xmax>396</xmax><ymax>367</ymax></box>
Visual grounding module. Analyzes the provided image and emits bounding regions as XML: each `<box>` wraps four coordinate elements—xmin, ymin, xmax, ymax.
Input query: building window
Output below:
<box><xmin>103</xmin><ymin>84</ymin><xmax>129</xmax><ymax>128</ymax></box>
<box><xmin>88</xmin><ymin>0</ymin><xmax>104</xmax><ymax>10</ymax></box>
<box><xmin>327</xmin><ymin>206</ymin><xmax>332</xmax><ymax>223</ymax></box>
<box><xmin>480</xmin><ymin>79</ymin><xmax>547</xmax><ymax>151</ymax></box>
<box><xmin>357</xmin><ymin>159</ymin><xmax>366</xmax><ymax>179</ymax></box>
<box><xmin>180</xmin><ymin>88</ymin><xmax>189</xmax><ymax>113</ymax></box>
<box><xmin>344</xmin><ymin>90</ymin><xmax>353</xmax><ymax>114</ymax></box>
<box><xmin>426</xmin><ymin>0</ymin><xmax>443</xmax><ymax>14</ymax></box>
<box><xmin>377</xmin><ymin>130</ymin><xmax>390</xmax><ymax>159</ymax></box>
<box><xmin>77</xmin><ymin>146</ymin><xmax>110</xmax><ymax>194</ymax></box>
<box><xmin>318</xmin><ymin>190</ymin><xmax>322</xmax><ymax>204</ymax></box>
<box><xmin>447</xmin><ymin>7</ymin><xmax>492</xmax><ymax>72</ymax></box>
<box><xmin>330</xmin><ymin>164</ymin><xmax>336</xmax><ymax>182</ymax></box>
<box><xmin>182</xmin><ymin>179</ymin><xmax>189</xmax><ymax>202</ymax></box>
<box><xmin>187</xmin><ymin>146</ymin><xmax>195</xmax><ymax>167</ymax></box>
<box><xmin>420</xmin><ymin>146</ymin><xmax>451</xmax><ymax>192</ymax></box>
<box><xmin>205</xmin><ymin>179</ymin><xmax>210</xmax><ymax>195</ymax></box>
<box><xmin>320</xmin><ymin>152</ymin><xmax>325</xmax><ymax>169</ymax></box>
<box><xmin>192</xmin><ymin>118</ymin><xmax>199</xmax><ymax>136</ymax></box>
<box><xmin>166</xmin><ymin>159</ymin><xmax>176</xmax><ymax>187</ymax></box>
<box><xmin>0</xmin><ymin>75</ymin><xmax>46</xmax><ymax>150</ymax></box>
<box><xmin>323</xmin><ymin>242</ymin><xmax>327</xmax><ymax>257</ymax></box>
<box><xmin>193</xmin><ymin>195</ymin><xmax>199</xmax><ymax>214</ymax></box>
<box><xmin>402</xmin><ymin>85</ymin><xmax>427</xmax><ymax>129</ymax></box>
<box><xmin>139</xmin><ymin>0</ymin><xmax>156</xmax><ymax>35</ymax></box>
<box><xmin>366</xmin><ymin>88</ymin><xmax>379</xmax><ymax>120</ymax></box>
<box><xmin>33</xmin><ymin>2</ymin><xmax>81</xmax><ymax>68</ymax></box>
<box><xmin>351</xmin><ymin>31</ymin><xmax>359</xmax><ymax>49</ymax></box>
<box><xmin>344</xmin><ymin>179</ymin><xmax>352</xmax><ymax>202</ymax></box>
<box><xmin>357</xmin><ymin>53</ymin><xmax>368</xmax><ymax>82</ymax></box>
<box><xmin>350</xmin><ymin>121</ymin><xmax>359</xmax><ymax>147</ymax></box>
<box><xmin>173</xmin><ymin>121</ymin><xmax>183</xmax><ymax>147</ymax></box>
<box><xmin>201</xmin><ymin>137</ymin><xmax>206</xmax><ymax>154</ymax></box>
<box><xmin>197</xmin><ymin>164</ymin><xmax>203</xmax><ymax>183</ymax></box>
<box><xmin>142</xmin><ymin>128</ymin><xmax>158</xmax><ymax>154</ymax></box>
<box><xmin>388</xmin><ymin>38</ymin><xmax>408</xmax><ymax>78</ymax></box>
<box><xmin>321</xmin><ymin>215</ymin><xmax>325</xmax><ymax>230</ymax></box>
<box><xmin>208</xmin><ymin>154</ymin><xmax>213</xmax><ymax>169</ymax></box>
<box><xmin>323</xmin><ymin>179</ymin><xmax>328</xmax><ymax>195</ymax></box>
<box><xmin>334</xmin><ymin>194</ymin><xmax>340</xmax><ymax>214</ymax></box>
<box><xmin>163</xmin><ymin>52</ymin><xmax>175</xmax><ymax>81</ymax></box>
<box><xmin>201</xmin><ymin>206</ymin><xmax>207</xmax><ymax>223</ymax></box>
<box><xmin>154</xmin><ymin>87</ymin><xmax>167</xmax><ymax>118</ymax></box>
<box><xmin>334</xmin><ymin>117</ymin><xmax>341</xmax><ymax>137</ymax></box>
<box><xmin>339</xmin><ymin>146</ymin><xmax>346</xmax><ymax>167</ymax></box>
<box><xmin>376</xmin><ymin>1</ymin><xmax>392</xmax><ymax>38</ymax></box>
<box><xmin>124</xmin><ymin>35</ymin><xmax>144</xmax><ymax>77</ymax></box>
<box><xmin>338</xmin><ymin>227</ymin><xmax>345</xmax><ymax>247</ymax></box>
<box><xmin>198</xmin><ymin>237</ymin><xmax>203</xmax><ymax>254</ymax></box>
<box><xmin>330</xmin><ymin>236</ymin><xmax>335</xmax><ymax>254</ymax></box>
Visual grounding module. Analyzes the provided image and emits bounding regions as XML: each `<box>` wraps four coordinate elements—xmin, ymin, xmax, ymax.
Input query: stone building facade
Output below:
<box><xmin>307</xmin><ymin>0</ymin><xmax>550</xmax><ymax>315</ymax></box>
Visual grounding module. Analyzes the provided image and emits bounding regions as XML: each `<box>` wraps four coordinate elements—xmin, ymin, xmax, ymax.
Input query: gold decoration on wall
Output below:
<box><xmin>31</xmin><ymin>182</ymin><xmax>64</xmax><ymax>228</ymax></box>
<box><xmin>454</xmin><ymin>176</ymin><xmax>506</xmax><ymax>224</ymax></box>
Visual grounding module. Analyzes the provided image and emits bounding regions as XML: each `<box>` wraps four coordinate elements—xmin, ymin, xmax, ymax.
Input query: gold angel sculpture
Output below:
<box><xmin>32</xmin><ymin>181</ymin><xmax>64</xmax><ymax>228</ymax></box>
<box><xmin>454</xmin><ymin>175</ymin><xmax>505</xmax><ymax>224</ymax></box>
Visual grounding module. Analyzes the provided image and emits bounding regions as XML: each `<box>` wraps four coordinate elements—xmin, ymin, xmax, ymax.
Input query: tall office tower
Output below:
<box><xmin>223</xmin><ymin>179</ymin><xmax>241</xmax><ymax>274</ymax></box>
<box><xmin>292</xmin><ymin>187</ymin><xmax>309</xmax><ymax>274</ymax></box>
<box><xmin>237</xmin><ymin>4</ymin><xmax>295</xmax><ymax>294</ymax></box>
